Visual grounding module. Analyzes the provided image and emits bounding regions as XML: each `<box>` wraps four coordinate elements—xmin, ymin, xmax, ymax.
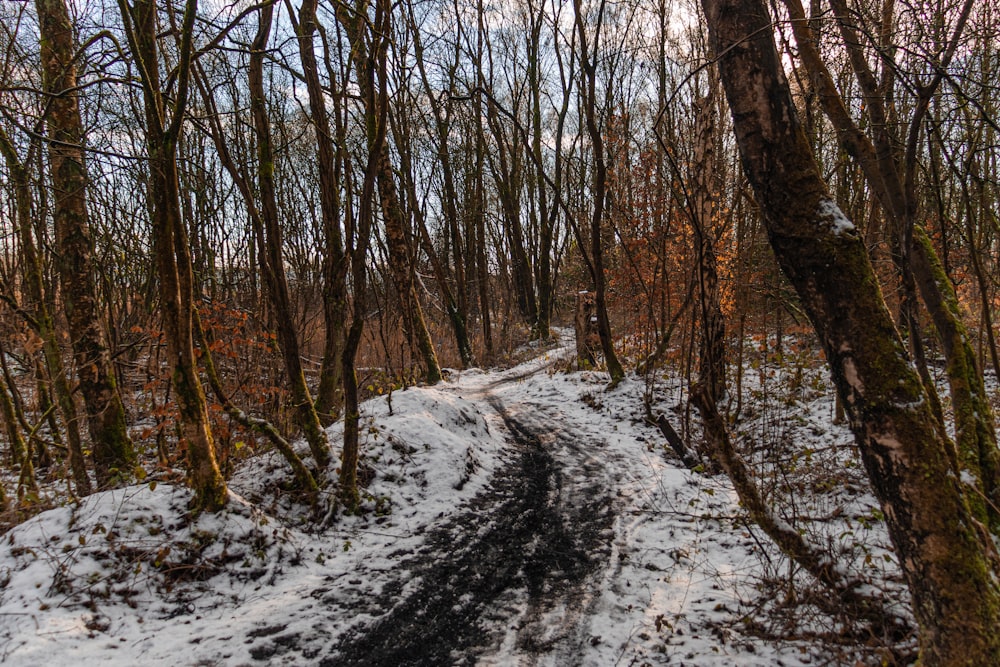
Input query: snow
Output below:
<box><xmin>0</xmin><ymin>332</ymin><xmax>905</xmax><ymax>665</ymax></box>
<box><xmin>817</xmin><ymin>199</ymin><xmax>857</xmax><ymax>236</ymax></box>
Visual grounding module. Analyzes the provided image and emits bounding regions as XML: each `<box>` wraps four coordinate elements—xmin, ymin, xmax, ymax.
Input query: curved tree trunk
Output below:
<box><xmin>195</xmin><ymin>311</ymin><xmax>318</xmax><ymax>505</ymax></box>
<box><xmin>702</xmin><ymin>0</ymin><xmax>1000</xmax><ymax>662</ymax></box>
<box><xmin>122</xmin><ymin>0</ymin><xmax>226</xmax><ymax>513</ymax></box>
<box><xmin>248</xmin><ymin>2</ymin><xmax>331</xmax><ymax>470</ymax></box>
<box><xmin>291</xmin><ymin>0</ymin><xmax>348</xmax><ymax>423</ymax></box>
<box><xmin>910</xmin><ymin>228</ymin><xmax>1000</xmax><ymax>526</ymax></box>
<box><xmin>783</xmin><ymin>0</ymin><xmax>1000</xmax><ymax>532</ymax></box>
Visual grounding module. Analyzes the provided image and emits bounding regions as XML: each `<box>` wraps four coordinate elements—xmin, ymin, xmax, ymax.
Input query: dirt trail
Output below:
<box><xmin>322</xmin><ymin>378</ymin><xmax>616</xmax><ymax>666</ymax></box>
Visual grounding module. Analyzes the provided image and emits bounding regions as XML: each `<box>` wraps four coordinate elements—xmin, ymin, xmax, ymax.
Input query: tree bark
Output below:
<box><xmin>783</xmin><ymin>0</ymin><xmax>1000</xmax><ymax>531</ymax></box>
<box><xmin>0</xmin><ymin>130</ymin><xmax>91</xmax><ymax>496</ymax></box>
<box><xmin>910</xmin><ymin>228</ymin><xmax>1000</xmax><ymax>526</ymax></box>
<box><xmin>472</xmin><ymin>0</ymin><xmax>494</xmax><ymax>358</ymax></box>
<box><xmin>0</xmin><ymin>345</ymin><xmax>35</xmax><ymax>500</ymax></box>
<box><xmin>289</xmin><ymin>0</ymin><xmax>348</xmax><ymax>423</ymax></box>
<box><xmin>335</xmin><ymin>0</ymin><xmax>440</xmax><ymax>386</ymax></box>
<box><xmin>407</xmin><ymin>9</ymin><xmax>475</xmax><ymax>366</ymax></box>
<box><xmin>572</xmin><ymin>0</ymin><xmax>625</xmax><ymax>386</ymax></box>
<box><xmin>120</xmin><ymin>0</ymin><xmax>226</xmax><ymax>512</ymax></box>
<box><xmin>38</xmin><ymin>0</ymin><xmax>136</xmax><ymax>488</ymax></box>
<box><xmin>691</xmin><ymin>87</ymin><xmax>726</xmax><ymax>404</ymax></box>
<box><xmin>248</xmin><ymin>2</ymin><xmax>331</xmax><ymax>470</ymax></box>
<box><xmin>702</xmin><ymin>0</ymin><xmax>1000</xmax><ymax>661</ymax></box>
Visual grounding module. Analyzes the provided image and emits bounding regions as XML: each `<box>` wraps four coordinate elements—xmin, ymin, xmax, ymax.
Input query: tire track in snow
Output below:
<box><xmin>319</xmin><ymin>381</ymin><xmax>615</xmax><ymax>666</ymax></box>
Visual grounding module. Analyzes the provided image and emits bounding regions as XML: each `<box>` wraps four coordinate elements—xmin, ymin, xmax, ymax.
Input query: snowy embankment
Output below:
<box><xmin>0</xmin><ymin>335</ymin><xmax>894</xmax><ymax>665</ymax></box>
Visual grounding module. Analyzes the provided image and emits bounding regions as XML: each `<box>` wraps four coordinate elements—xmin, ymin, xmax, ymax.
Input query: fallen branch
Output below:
<box><xmin>645</xmin><ymin>400</ymin><xmax>700</xmax><ymax>470</ymax></box>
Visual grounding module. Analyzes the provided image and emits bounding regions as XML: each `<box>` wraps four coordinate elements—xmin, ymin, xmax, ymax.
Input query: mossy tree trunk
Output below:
<box><xmin>31</xmin><ymin>360</ymin><xmax>56</xmax><ymax>469</ymax></box>
<box><xmin>910</xmin><ymin>228</ymin><xmax>1000</xmax><ymax>527</ymax></box>
<box><xmin>702</xmin><ymin>0</ymin><xmax>1000</xmax><ymax>662</ymax></box>
<box><xmin>248</xmin><ymin>2</ymin><xmax>332</xmax><ymax>471</ymax></box>
<box><xmin>783</xmin><ymin>0</ymin><xmax>1000</xmax><ymax>532</ymax></box>
<box><xmin>0</xmin><ymin>129</ymin><xmax>92</xmax><ymax>496</ymax></box>
<box><xmin>0</xmin><ymin>355</ymin><xmax>36</xmax><ymax>501</ymax></box>
<box><xmin>37</xmin><ymin>0</ymin><xmax>136</xmax><ymax>489</ymax></box>
<box><xmin>120</xmin><ymin>0</ymin><xmax>226</xmax><ymax>513</ymax></box>
<box><xmin>291</xmin><ymin>0</ymin><xmax>349</xmax><ymax>424</ymax></box>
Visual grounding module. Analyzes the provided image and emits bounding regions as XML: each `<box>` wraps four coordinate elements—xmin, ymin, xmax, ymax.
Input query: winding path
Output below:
<box><xmin>324</xmin><ymin>371</ymin><xmax>617</xmax><ymax>666</ymax></box>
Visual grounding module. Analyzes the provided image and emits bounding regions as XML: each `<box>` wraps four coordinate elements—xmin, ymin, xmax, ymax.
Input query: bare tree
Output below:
<box><xmin>572</xmin><ymin>0</ymin><xmax>625</xmax><ymax>385</ymax></box>
<box><xmin>117</xmin><ymin>0</ymin><xmax>227</xmax><ymax>512</ymax></box>
<box><xmin>0</xmin><ymin>128</ymin><xmax>91</xmax><ymax>495</ymax></box>
<box><xmin>37</xmin><ymin>0</ymin><xmax>136</xmax><ymax>488</ymax></box>
<box><xmin>782</xmin><ymin>0</ymin><xmax>1000</xmax><ymax>532</ymax></box>
<box><xmin>287</xmin><ymin>0</ymin><xmax>349</xmax><ymax>422</ymax></box>
<box><xmin>335</xmin><ymin>0</ymin><xmax>441</xmax><ymax>386</ymax></box>
<box><xmin>702</xmin><ymin>0</ymin><xmax>1000</xmax><ymax>660</ymax></box>
<box><xmin>247</xmin><ymin>0</ymin><xmax>331</xmax><ymax>470</ymax></box>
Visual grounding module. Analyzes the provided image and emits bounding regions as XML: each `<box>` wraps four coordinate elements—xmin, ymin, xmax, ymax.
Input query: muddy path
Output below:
<box><xmin>322</xmin><ymin>382</ymin><xmax>617</xmax><ymax>666</ymax></box>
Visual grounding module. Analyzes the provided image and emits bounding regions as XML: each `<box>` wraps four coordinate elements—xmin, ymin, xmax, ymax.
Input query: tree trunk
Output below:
<box><xmin>291</xmin><ymin>0</ymin><xmax>348</xmax><ymax>423</ymax></box>
<box><xmin>122</xmin><ymin>0</ymin><xmax>226</xmax><ymax>512</ymax></box>
<box><xmin>784</xmin><ymin>0</ymin><xmax>999</xmax><ymax>531</ymax></box>
<box><xmin>408</xmin><ymin>11</ymin><xmax>474</xmax><ymax>366</ymax></box>
<box><xmin>691</xmin><ymin>87</ymin><xmax>727</xmax><ymax>404</ymax></box>
<box><xmin>574</xmin><ymin>291</ymin><xmax>599</xmax><ymax>367</ymax></box>
<box><xmin>195</xmin><ymin>311</ymin><xmax>318</xmax><ymax>505</ymax></box>
<box><xmin>573</xmin><ymin>0</ymin><xmax>625</xmax><ymax>387</ymax></box>
<box><xmin>702</xmin><ymin>0</ymin><xmax>1000</xmax><ymax>661</ymax></box>
<box><xmin>335</xmin><ymin>0</ymin><xmax>441</xmax><ymax>386</ymax></box>
<box><xmin>38</xmin><ymin>0</ymin><xmax>135</xmax><ymax>488</ymax></box>
<box><xmin>473</xmin><ymin>0</ymin><xmax>494</xmax><ymax>359</ymax></box>
<box><xmin>334</xmin><ymin>0</ymin><xmax>385</xmax><ymax>510</ymax></box>
<box><xmin>0</xmin><ymin>130</ymin><xmax>91</xmax><ymax>495</ymax></box>
<box><xmin>248</xmin><ymin>2</ymin><xmax>331</xmax><ymax>470</ymax></box>
<box><xmin>0</xmin><ymin>346</ymin><xmax>35</xmax><ymax>500</ymax></box>
<box><xmin>32</xmin><ymin>359</ymin><xmax>56</xmax><ymax>469</ymax></box>
<box><xmin>910</xmin><ymin>228</ymin><xmax>1000</xmax><ymax>527</ymax></box>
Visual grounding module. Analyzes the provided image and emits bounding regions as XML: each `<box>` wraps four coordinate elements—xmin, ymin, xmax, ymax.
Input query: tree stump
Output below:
<box><xmin>574</xmin><ymin>291</ymin><xmax>600</xmax><ymax>368</ymax></box>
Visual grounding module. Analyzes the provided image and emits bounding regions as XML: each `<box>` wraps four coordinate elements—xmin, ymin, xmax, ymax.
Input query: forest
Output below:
<box><xmin>0</xmin><ymin>0</ymin><xmax>999</xmax><ymax>663</ymax></box>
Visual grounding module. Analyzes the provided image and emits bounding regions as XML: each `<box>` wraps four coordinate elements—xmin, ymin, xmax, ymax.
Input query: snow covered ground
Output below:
<box><xmin>0</xmin><ymin>334</ymin><xmax>906</xmax><ymax>665</ymax></box>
